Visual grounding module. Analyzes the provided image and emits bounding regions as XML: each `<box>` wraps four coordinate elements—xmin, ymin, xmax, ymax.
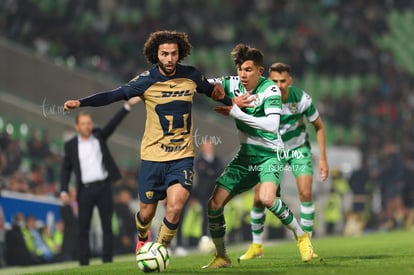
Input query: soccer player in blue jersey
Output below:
<box><xmin>202</xmin><ymin>45</ymin><xmax>315</xmax><ymax>269</ymax></box>
<box><xmin>63</xmin><ymin>30</ymin><xmax>239</xmax><ymax>257</ymax></box>
<box><xmin>239</xmin><ymin>62</ymin><xmax>329</xmax><ymax>261</ymax></box>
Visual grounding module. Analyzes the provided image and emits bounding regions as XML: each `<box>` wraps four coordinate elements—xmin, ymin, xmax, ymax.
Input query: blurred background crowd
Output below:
<box><xmin>1</xmin><ymin>0</ymin><xmax>414</xmax><ymax>267</ymax></box>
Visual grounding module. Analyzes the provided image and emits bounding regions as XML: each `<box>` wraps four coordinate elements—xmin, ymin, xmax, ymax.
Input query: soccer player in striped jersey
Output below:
<box><xmin>202</xmin><ymin>46</ymin><xmax>315</xmax><ymax>269</ymax></box>
<box><xmin>63</xmin><ymin>30</ymin><xmax>237</xmax><ymax>258</ymax></box>
<box><xmin>239</xmin><ymin>62</ymin><xmax>329</xmax><ymax>261</ymax></box>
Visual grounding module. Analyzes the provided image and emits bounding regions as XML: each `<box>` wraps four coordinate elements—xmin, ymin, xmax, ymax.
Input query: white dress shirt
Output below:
<box><xmin>78</xmin><ymin>134</ymin><xmax>108</xmax><ymax>184</ymax></box>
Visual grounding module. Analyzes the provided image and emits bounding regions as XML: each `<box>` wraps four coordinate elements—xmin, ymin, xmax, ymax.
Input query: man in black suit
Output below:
<box><xmin>59</xmin><ymin>97</ymin><xmax>139</xmax><ymax>266</ymax></box>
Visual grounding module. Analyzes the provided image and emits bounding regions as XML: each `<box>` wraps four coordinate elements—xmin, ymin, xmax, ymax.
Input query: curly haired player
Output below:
<box><xmin>63</xmin><ymin>30</ymin><xmax>247</xmax><ymax>258</ymax></box>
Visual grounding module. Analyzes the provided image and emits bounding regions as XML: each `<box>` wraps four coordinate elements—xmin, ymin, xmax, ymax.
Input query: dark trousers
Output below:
<box><xmin>78</xmin><ymin>179</ymin><xmax>113</xmax><ymax>265</ymax></box>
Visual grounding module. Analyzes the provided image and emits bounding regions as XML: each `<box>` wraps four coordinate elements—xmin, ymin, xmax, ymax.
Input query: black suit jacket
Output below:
<box><xmin>60</xmin><ymin>106</ymin><xmax>130</xmax><ymax>200</ymax></box>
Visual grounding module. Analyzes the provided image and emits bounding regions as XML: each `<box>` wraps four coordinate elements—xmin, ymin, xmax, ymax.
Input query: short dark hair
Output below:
<box><xmin>231</xmin><ymin>44</ymin><xmax>264</xmax><ymax>67</ymax></box>
<box><xmin>75</xmin><ymin>111</ymin><xmax>92</xmax><ymax>124</ymax></box>
<box><xmin>269</xmin><ymin>62</ymin><xmax>291</xmax><ymax>74</ymax></box>
<box><xmin>143</xmin><ymin>30</ymin><xmax>192</xmax><ymax>64</ymax></box>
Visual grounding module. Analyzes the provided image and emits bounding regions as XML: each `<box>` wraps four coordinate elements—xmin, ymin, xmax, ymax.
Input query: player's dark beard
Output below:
<box><xmin>158</xmin><ymin>62</ymin><xmax>176</xmax><ymax>76</ymax></box>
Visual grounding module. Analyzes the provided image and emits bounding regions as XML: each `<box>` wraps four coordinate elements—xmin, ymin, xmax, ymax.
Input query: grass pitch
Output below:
<box><xmin>2</xmin><ymin>229</ymin><xmax>413</xmax><ymax>275</ymax></box>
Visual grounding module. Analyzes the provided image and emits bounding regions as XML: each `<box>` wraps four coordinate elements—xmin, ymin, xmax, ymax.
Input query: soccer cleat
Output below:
<box><xmin>135</xmin><ymin>230</ymin><xmax>151</xmax><ymax>256</ymax></box>
<box><xmin>238</xmin><ymin>243</ymin><xmax>264</xmax><ymax>260</ymax></box>
<box><xmin>297</xmin><ymin>232</ymin><xmax>314</xmax><ymax>262</ymax></box>
<box><xmin>202</xmin><ymin>254</ymin><xmax>232</xmax><ymax>268</ymax></box>
<box><xmin>313</xmin><ymin>252</ymin><xmax>319</xmax><ymax>259</ymax></box>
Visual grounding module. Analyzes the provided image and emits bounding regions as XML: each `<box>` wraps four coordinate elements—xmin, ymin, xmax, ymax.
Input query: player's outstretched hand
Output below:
<box><xmin>233</xmin><ymin>93</ymin><xmax>255</xmax><ymax>108</ymax></box>
<box><xmin>214</xmin><ymin>105</ymin><xmax>232</xmax><ymax>116</ymax></box>
<box><xmin>63</xmin><ymin>100</ymin><xmax>80</xmax><ymax>111</ymax></box>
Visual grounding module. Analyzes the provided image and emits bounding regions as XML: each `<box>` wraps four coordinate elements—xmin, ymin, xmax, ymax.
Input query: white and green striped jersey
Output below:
<box><xmin>218</xmin><ymin>76</ymin><xmax>284</xmax><ymax>150</ymax></box>
<box><xmin>280</xmin><ymin>85</ymin><xmax>319</xmax><ymax>150</ymax></box>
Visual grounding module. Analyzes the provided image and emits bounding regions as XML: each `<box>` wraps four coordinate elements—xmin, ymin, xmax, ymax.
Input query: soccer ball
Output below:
<box><xmin>136</xmin><ymin>242</ymin><xmax>170</xmax><ymax>273</ymax></box>
<box><xmin>198</xmin><ymin>235</ymin><xmax>215</xmax><ymax>254</ymax></box>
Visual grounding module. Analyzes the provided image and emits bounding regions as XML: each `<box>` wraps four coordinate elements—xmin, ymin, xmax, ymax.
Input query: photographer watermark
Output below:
<box><xmin>248</xmin><ymin>163</ymin><xmax>306</xmax><ymax>173</ymax></box>
<box><xmin>193</xmin><ymin>128</ymin><xmax>222</xmax><ymax>147</ymax></box>
<box><xmin>274</xmin><ymin>147</ymin><xmax>305</xmax><ymax>162</ymax></box>
<box><xmin>42</xmin><ymin>98</ymin><xmax>70</xmax><ymax>117</ymax></box>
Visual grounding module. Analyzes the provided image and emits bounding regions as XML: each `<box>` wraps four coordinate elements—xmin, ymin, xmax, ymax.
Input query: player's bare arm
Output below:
<box><xmin>312</xmin><ymin>116</ymin><xmax>329</xmax><ymax>181</ymax></box>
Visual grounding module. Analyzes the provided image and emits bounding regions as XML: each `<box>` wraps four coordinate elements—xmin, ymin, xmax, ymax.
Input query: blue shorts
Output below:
<box><xmin>138</xmin><ymin>157</ymin><xmax>194</xmax><ymax>204</ymax></box>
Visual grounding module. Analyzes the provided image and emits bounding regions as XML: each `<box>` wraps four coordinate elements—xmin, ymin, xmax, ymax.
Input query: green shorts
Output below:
<box><xmin>217</xmin><ymin>144</ymin><xmax>283</xmax><ymax>198</ymax></box>
<box><xmin>277</xmin><ymin>145</ymin><xmax>313</xmax><ymax>180</ymax></box>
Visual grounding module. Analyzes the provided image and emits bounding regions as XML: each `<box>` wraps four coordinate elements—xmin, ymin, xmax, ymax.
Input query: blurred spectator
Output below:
<box><xmin>345</xmin><ymin>159</ymin><xmax>374</xmax><ymax>236</ymax></box>
<box><xmin>59</xmin><ymin>188</ymin><xmax>79</xmax><ymax>261</ymax></box>
<box><xmin>323</xmin><ymin>187</ymin><xmax>343</xmax><ymax>235</ymax></box>
<box><xmin>7</xmin><ymin>171</ymin><xmax>29</xmax><ymax>193</ymax></box>
<box><xmin>5</xmin><ymin>213</ymin><xmax>35</xmax><ymax>266</ymax></box>
<box><xmin>193</xmin><ymin>142</ymin><xmax>224</xmax><ymax>236</ymax></box>
<box><xmin>181</xmin><ymin>198</ymin><xmax>203</xmax><ymax>248</ymax></box>
<box><xmin>52</xmin><ymin>220</ymin><xmax>64</xmax><ymax>256</ymax></box>
<box><xmin>28</xmin><ymin>163</ymin><xmax>46</xmax><ymax>195</ymax></box>
<box><xmin>378</xmin><ymin>141</ymin><xmax>404</xmax><ymax>230</ymax></box>
<box><xmin>40</xmin><ymin>226</ymin><xmax>60</xmax><ymax>260</ymax></box>
<box><xmin>3</xmin><ymin>140</ymin><xmax>22</xmax><ymax>176</ymax></box>
<box><xmin>27</xmin><ymin>131</ymin><xmax>51</xmax><ymax>161</ymax></box>
<box><xmin>21</xmin><ymin>215</ymin><xmax>55</xmax><ymax>263</ymax></box>
<box><xmin>0</xmin><ymin>148</ymin><xmax>7</xmax><ymax>176</ymax></box>
<box><xmin>113</xmin><ymin>187</ymin><xmax>135</xmax><ymax>255</ymax></box>
<box><xmin>324</xmin><ymin>169</ymin><xmax>350</xmax><ymax>235</ymax></box>
<box><xmin>402</xmin><ymin>153</ymin><xmax>414</xmax><ymax>229</ymax></box>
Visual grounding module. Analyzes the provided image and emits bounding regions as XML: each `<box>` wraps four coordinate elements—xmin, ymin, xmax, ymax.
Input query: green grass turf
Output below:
<box><xmin>2</xmin><ymin>229</ymin><xmax>413</xmax><ymax>275</ymax></box>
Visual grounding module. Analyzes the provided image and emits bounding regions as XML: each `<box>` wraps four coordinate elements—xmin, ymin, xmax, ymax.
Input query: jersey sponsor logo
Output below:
<box><xmin>156</xmin><ymin>90</ymin><xmax>192</xmax><ymax>98</ymax></box>
<box><xmin>270</xmin><ymin>86</ymin><xmax>279</xmax><ymax>93</ymax></box>
<box><xmin>160</xmin><ymin>144</ymin><xmax>188</xmax><ymax>152</ymax></box>
<box><xmin>145</xmin><ymin>191</ymin><xmax>154</xmax><ymax>199</ymax></box>
<box><xmin>234</xmin><ymin>89</ymin><xmax>242</xmax><ymax>96</ymax></box>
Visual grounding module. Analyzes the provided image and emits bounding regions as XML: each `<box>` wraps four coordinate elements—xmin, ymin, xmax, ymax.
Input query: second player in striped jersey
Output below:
<box><xmin>239</xmin><ymin>62</ymin><xmax>329</xmax><ymax>261</ymax></box>
<box><xmin>203</xmin><ymin>45</ymin><xmax>315</xmax><ymax>268</ymax></box>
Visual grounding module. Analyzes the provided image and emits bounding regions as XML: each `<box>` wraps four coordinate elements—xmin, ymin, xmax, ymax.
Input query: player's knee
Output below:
<box><xmin>139</xmin><ymin>208</ymin><xmax>156</xmax><ymax>223</ymax></box>
<box><xmin>259</xmin><ymin>196</ymin><xmax>275</xmax><ymax>208</ymax></box>
<box><xmin>166</xmin><ymin>202</ymin><xmax>184</xmax><ymax>215</ymax></box>
<box><xmin>300</xmin><ymin>190</ymin><xmax>313</xmax><ymax>201</ymax></box>
<box><xmin>208</xmin><ymin>198</ymin><xmax>223</xmax><ymax>210</ymax></box>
